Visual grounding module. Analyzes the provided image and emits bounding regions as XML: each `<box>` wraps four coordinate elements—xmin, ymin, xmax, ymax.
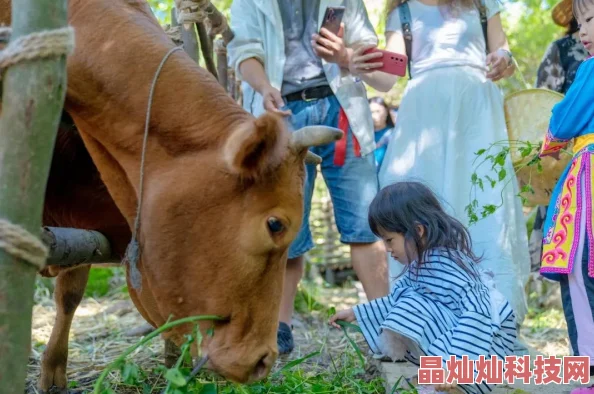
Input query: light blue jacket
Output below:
<box><xmin>227</xmin><ymin>0</ymin><xmax>378</xmax><ymax>155</ymax></box>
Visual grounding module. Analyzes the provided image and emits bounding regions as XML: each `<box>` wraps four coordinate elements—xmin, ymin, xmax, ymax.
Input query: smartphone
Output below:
<box><xmin>363</xmin><ymin>48</ymin><xmax>408</xmax><ymax>77</ymax></box>
<box><xmin>320</xmin><ymin>6</ymin><xmax>346</xmax><ymax>35</ymax></box>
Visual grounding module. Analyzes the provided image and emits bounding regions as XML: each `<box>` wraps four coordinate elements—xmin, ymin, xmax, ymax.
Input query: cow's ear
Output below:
<box><xmin>223</xmin><ymin>112</ymin><xmax>289</xmax><ymax>178</ymax></box>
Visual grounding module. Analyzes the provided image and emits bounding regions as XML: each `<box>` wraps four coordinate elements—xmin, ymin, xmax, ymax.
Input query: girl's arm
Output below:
<box><xmin>541</xmin><ymin>59</ymin><xmax>594</xmax><ymax>156</ymax></box>
<box><xmin>350</xmin><ymin>31</ymin><xmax>404</xmax><ymax>92</ymax></box>
<box><xmin>485</xmin><ymin>13</ymin><xmax>515</xmax><ymax>81</ymax></box>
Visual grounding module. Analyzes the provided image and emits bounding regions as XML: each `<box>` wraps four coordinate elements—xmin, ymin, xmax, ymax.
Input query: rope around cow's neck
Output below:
<box><xmin>125</xmin><ymin>45</ymin><xmax>183</xmax><ymax>290</ymax></box>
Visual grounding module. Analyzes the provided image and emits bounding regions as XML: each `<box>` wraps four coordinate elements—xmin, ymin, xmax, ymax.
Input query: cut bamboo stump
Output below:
<box><xmin>42</xmin><ymin>227</ymin><xmax>117</xmax><ymax>266</ymax></box>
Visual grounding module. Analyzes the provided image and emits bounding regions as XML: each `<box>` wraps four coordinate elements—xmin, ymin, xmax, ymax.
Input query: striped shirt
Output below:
<box><xmin>353</xmin><ymin>249</ymin><xmax>517</xmax><ymax>394</ymax></box>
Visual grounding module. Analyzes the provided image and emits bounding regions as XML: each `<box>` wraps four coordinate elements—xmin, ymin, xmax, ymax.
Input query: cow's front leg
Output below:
<box><xmin>39</xmin><ymin>265</ymin><xmax>90</xmax><ymax>394</ymax></box>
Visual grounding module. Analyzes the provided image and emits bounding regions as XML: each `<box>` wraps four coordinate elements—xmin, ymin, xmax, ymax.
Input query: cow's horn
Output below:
<box><xmin>305</xmin><ymin>151</ymin><xmax>322</xmax><ymax>165</ymax></box>
<box><xmin>291</xmin><ymin>126</ymin><xmax>343</xmax><ymax>151</ymax></box>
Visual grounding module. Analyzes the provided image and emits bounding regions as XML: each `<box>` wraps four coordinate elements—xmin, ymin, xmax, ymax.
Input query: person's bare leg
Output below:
<box><xmin>351</xmin><ymin>241</ymin><xmax>388</xmax><ymax>300</ymax></box>
<box><xmin>279</xmin><ymin>256</ymin><xmax>304</xmax><ymax>325</ymax></box>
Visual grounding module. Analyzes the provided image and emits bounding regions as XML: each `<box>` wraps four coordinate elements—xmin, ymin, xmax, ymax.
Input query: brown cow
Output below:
<box><xmin>0</xmin><ymin>0</ymin><xmax>341</xmax><ymax>391</ymax></box>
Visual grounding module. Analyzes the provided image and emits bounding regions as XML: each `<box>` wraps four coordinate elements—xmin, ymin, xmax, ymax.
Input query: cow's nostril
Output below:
<box><xmin>250</xmin><ymin>352</ymin><xmax>273</xmax><ymax>381</ymax></box>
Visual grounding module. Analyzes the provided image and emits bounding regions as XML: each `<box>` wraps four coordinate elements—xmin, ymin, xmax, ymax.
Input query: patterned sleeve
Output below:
<box><xmin>352</xmin><ymin>275</ymin><xmax>409</xmax><ymax>354</ymax></box>
<box><xmin>536</xmin><ymin>42</ymin><xmax>565</xmax><ymax>92</ymax></box>
<box><xmin>541</xmin><ymin>58</ymin><xmax>594</xmax><ymax>156</ymax></box>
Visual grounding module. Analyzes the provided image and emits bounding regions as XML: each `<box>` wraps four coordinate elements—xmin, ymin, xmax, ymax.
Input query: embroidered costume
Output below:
<box><xmin>539</xmin><ymin>57</ymin><xmax>594</xmax><ymax>367</ymax></box>
<box><xmin>540</xmin><ymin>57</ymin><xmax>594</xmax><ymax>280</ymax></box>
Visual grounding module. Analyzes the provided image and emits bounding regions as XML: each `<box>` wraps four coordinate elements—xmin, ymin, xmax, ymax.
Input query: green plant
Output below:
<box><xmin>85</xmin><ymin>268</ymin><xmax>115</xmax><ymax>297</ymax></box>
<box><xmin>93</xmin><ymin>315</ymin><xmax>223</xmax><ymax>394</ymax></box>
<box><xmin>93</xmin><ymin>309</ymin><xmax>387</xmax><ymax>394</ymax></box>
<box><xmin>465</xmin><ymin>139</ymin><xmax>544</xmax><ymax>225</ymax></box>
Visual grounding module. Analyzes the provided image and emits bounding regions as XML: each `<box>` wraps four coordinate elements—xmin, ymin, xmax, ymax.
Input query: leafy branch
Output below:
<box><xmin>465</xmin><ymin>139</ymin><xmax>545</xmax><ymax>225</ymax></box>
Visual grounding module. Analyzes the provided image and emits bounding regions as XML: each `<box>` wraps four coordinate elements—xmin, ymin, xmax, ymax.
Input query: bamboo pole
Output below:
<box><xmin>201</xmin><ymin>2</ymin><xmax>234</xmax><ymax>44</ymax></box>
<box><xmin>171</xmin><ymin>8</ymin><xmax>200</xmax><ymax>63</ymax></box>
<box><xmin>0</xmin><ymin>0</ymin><xmax>68</xmax><ymax>391</ymax></box>
<box><xmin>196</xmin><ymin>21</ymin><xmax>218</xmax><ymax>79</ymax></box>
<box><xmin>42</xmin><ymin>227</ymin><xmax>116</xmax><ymax>266</ymax></box>
<box><xmin>214</xmin><ymin>39</ymin><xmax>228</xmax><ymax>90</ymax></box>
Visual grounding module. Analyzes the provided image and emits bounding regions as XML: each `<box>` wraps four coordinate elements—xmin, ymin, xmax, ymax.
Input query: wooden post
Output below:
<box><xmin>171</xmin><ymin>7</ymin><xmax>200</xmax><ymax>64</ymax></box>
<box><xmin>0</xmin><ymin>0</ymin><xmax>68</xmax><ymax>392</ymax></box>
<box><xmin>214</xmin><ymin>38</ymin><xmax>228</xmax><ymax>90</ymax></box>
<box><xmin>197</xmin><ymin>21</ymin><xmax>218</xmax><ymax>79</ymax></box>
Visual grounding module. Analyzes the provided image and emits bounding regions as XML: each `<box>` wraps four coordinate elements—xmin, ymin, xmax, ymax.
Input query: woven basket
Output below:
<box><xmin>552</xmin><ymin>0</ymin><xmax>573</xmax><ymax>27</ymax></box>
<box><xmin>504</xmin><ymin>88</ymin><xmax>571</xmax><ymax>206</ymax></box>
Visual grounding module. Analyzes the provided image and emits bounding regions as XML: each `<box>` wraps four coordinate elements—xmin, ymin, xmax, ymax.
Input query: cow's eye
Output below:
<box><xmin>267</xmin><ymin>217</ymin><xmax>285</xmax><ymax>235</ymax></box>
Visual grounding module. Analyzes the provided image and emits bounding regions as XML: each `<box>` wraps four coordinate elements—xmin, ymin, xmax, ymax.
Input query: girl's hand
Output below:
<box><xmin>312</xmin><ymin>25</ymin><xmax>350</xmax><ymax>68</ymax></box>
<box><xmin>328</xmin><ymin>308</ymin><xmax>356</xmax><ymax>329</ymax></box>
<box><xmin>486</xmin><ymin>48</ymin><xmax>515</xmax><ymax>81</ymax></box>
<box><xmin>349</xmin><ymin>44</ymin><xmax>383</xmax><ymax>75</ymax></box>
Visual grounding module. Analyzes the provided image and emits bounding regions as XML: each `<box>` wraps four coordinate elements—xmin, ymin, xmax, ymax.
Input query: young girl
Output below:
<box><xmin>329</xmin><ymin>182</ymin><xmax>516</xmax><ymax>394</ymax></box>
<box><xmin>539</xmin><ymin>0</ymin><xmax>594</xmax><ymax>391</ymax></box>
<box><xmin>345</xmin><ymin>0</ymin><xmax>531</xmax><ymax>342</ymax></box>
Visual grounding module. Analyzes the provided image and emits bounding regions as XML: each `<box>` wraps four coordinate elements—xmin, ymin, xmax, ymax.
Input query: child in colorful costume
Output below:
<box><xmin>539</xmin><ymin>1</ymin><xmax>594</xmax><ymax>388</ymax></box>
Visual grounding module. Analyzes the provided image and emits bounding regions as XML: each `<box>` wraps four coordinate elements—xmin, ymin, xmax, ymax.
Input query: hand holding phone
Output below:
<box><xmin>320</xmin><ymin>6</ymin><xmax>345</xmax><ymax>35</ymax></box>
<box><xmin>362</xmin><ymin>48</ymin><xmax>408</xmax><ymax>77</ymax></box>
<box><xmin>312</xmin><ymin>6</ymin><xmax>349</xmax><ymax>66</ymax></box>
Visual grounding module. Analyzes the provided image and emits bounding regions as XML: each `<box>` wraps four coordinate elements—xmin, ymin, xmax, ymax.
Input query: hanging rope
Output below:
<box><xmin>174</xmin><ymin>0</ymin><xmax>230</xmax><ymax>39</ymax></box>
<box><xmin>174</xmin><ymin>0</ymin><xmax>210</xmax><ymax>25</ymax></box>
<box><xmin>0</xmin><ymin>219</ymin><xmax>48</xmax><ymax>270</ymax></box>
<box><xmin>0</xmin><ymin>26</ymin><xmax>74</xmax><ymax>79</ymax></box>
<box><xmin>124</xmin><ymin>45</ymin><xmax>183</xmax><ymax>291</ymax></box>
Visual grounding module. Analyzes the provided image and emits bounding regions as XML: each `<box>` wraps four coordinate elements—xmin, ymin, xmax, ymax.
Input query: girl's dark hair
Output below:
<box><xmin>573</xmin><ymin>0</ymin><xmax>594</xmax><ymax>21</ymax></box>
<box><xmin>566</xmin><ymin>17</ymin><xmax>579</xmax><ymax>36</ymax></box>
<box><xmin>368</xmin><ymin>181</ymin><xmax>481</xmax><ymax>277</ymax></box>
<box><xmin>369</xmin><ymin>96</ymin><xmax>395</xmax><ymax>129</ymax></box>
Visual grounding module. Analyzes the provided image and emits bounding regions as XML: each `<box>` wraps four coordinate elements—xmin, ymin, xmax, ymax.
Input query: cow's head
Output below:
<box><xmin>130</xmin><ymin>112</ymin><xmax>341</xmax><ymax>382</ymax></box>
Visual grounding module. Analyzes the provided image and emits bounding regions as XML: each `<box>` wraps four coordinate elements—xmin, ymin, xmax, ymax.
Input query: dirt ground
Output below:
<box><xmin>26</xmin><ymin>276</ymin><xmax>577</xmax><ymax>394</ymax></box>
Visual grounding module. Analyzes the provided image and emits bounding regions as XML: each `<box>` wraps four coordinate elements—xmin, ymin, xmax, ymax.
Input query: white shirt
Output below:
<box><xmin>227</xmin><ymin>0</ymin><xmax>379</xmax><ymax>155</ymax></box>
<box><xmin>386</xmin><ymin>0</ymin><xmax>501</xmax><ymax>78</ymax></box>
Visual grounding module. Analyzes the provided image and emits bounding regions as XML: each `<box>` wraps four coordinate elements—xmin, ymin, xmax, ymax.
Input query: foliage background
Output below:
<box><xmin>148</xmin><ymin>0</ymin><xmax>566</xmax><ymax>104</ymax></box>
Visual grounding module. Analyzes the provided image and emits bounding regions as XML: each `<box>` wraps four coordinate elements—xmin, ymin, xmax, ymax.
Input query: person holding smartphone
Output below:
<box><xmin>227</xmin><ymin>0</ymin><xmax>388</xmax><ymax>355</ymax></box>
<box><xmin>331</xmin><ymin>0</ymin><xmax>530</xmax><ymax>357</ymax></box>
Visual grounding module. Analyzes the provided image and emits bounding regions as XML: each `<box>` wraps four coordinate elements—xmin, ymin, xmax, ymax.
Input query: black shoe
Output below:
<box><xmin>277</xmin><ymin>322</ymin><xmax>294</xmax><ymax>354</ymax></box>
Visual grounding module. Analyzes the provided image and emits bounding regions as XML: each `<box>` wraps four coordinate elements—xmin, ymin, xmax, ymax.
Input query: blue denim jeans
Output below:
<box><xmin>284</xmin><ymin>95</ymin><xmax>379</xmax><ymax>259</ymax></box>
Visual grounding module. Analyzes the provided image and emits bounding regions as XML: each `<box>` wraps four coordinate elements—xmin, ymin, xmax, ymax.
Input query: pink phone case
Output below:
<box><xmin>364</xmin><ymin>48</ymin><xmax>408</xmax><ymax>77</ymax></box>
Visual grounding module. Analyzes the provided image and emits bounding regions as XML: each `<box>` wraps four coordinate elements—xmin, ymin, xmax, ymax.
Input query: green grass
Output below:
<box><xmin>91</xmin><ymin>317</ymin><xmax>387</xmax><ymax>394</ymax></box>
<box><xmin>85</xmin><ymin>268</ymin><xmax>115</xmax><ymax>297</ymax></box>
<box><xmin>524</xmin><ymin>307</ymin><xmax>565</xmax><ymax>333</ymax></box>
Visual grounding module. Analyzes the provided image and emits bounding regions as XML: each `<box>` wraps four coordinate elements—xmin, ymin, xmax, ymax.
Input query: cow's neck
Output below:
<box><xmin>63</xmin><ymin>0</ymin><xmax>248</xmax><ymax>223</ymax></box>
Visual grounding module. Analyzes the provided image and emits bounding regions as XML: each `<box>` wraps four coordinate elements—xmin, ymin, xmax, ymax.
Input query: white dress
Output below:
<box><xmin>380</xmin><ymin>0</ymin><xmax>531</xmax><ymax>332</ymax></box>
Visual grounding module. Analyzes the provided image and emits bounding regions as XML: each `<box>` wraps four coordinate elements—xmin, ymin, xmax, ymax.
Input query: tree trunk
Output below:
<box><xmin>0</xmin><ymin>0</ymin><xmax>68</xmax><ymax>392</ymax></box>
